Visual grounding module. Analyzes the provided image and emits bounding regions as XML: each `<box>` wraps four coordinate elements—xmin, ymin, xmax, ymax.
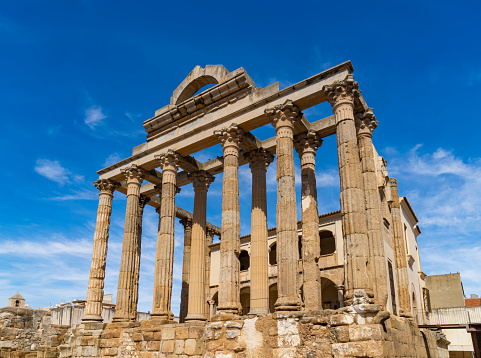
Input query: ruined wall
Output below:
<box><xmin>5</xmin><ymin>307</ymin><xmax>449</xmax><ymax>358</ymax></box>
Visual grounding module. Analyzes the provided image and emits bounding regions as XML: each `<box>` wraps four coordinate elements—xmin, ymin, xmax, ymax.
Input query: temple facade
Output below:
<box><xmin>1</xmin><ymin>63</ymin><xmax>451</xmax><ymax>357</ymax></box>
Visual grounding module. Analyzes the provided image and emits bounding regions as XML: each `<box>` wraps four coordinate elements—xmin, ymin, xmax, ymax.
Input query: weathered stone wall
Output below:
<box><xmin>1</xmin><ymin>307</ymin><xmax>449</xmax><ymax>358</ymax></box>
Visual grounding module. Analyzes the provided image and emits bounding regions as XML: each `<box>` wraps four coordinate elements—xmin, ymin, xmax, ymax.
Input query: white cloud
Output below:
<box><xmin>34</xmin><ymin>159</ymin><xmax>72</xmax><ymax>185</ymax></box>
<box><xmin>84</xmin><ymin>105</ymin><xmax>106</xmax><ymax>129</ymax></box>
<box><xmin>0</xmin><ymin>238</ymin><xmax>92</xmax><ymax>257</ymax></box>
<box><xmin>103</xmin><ymin>152</ymin><xmax>122</xmax><ymax>167</ymax></box>
<box><xmin>49</xmin><ymin>188</ymin><xmax>98</xmax><ymax>201</ymax></box>
<box><xmin>316</xmin><ymin>169</ymin><xmax>339</xmax><ymax>187</ymax></box>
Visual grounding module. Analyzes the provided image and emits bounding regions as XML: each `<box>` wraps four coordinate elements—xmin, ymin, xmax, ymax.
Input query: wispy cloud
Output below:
<box><xmin>34</xmin><ymin>159</ymin><xmax>83</xmax><ymax>185</ymax></box>
<box><xmin>103</xmin><ymin>152</ymin><xmax>122</xmax><ymax>167</ymax></box>
<box><xmin>49</xmin><ymin>188</ymin><xmax>99</xmax><ymax>201</ymax></box>
<box><xmin>85</xmin><ymin>105</ymin><xmax>106</xmax><ymax>129</ymax></box>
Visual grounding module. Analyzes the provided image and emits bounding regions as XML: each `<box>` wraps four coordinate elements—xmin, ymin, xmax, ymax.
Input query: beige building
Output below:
<box><xmin>207</xmin><ymin>147</ymin><xmax>430</xmax><ymax>324</ymax></box>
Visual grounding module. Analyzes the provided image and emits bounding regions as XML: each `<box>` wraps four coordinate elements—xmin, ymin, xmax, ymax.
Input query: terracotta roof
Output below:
<box><xmin>465</xmin><ymin>298</ymin><xmax>481</xmax><ymax>307</ymax></box>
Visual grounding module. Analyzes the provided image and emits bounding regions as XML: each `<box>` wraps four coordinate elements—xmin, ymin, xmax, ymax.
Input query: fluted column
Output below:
<box><xmin>205</xmin><ymin>228</ymin><xmax>214</xmax><ymax>318</ymax></box>
<box><xmin>151</xmin><ymin>150</ymin><xmax>180</xmax><ymax>320</ymax></box>
<box><xmin>131</xmin><ymin>195</ymin><xmax>149</xmax><ymax>320</ymax></box>
<box><xmin>179</xmin><ymin>218</ymin><xmax>193</xmax><ymax>323</ymax></box>
<box><xmin>322</xmin><ymin>75</ymin><xmax>372</xmax><ymax>303</ymax></box>
<box><xmin>265</xmin><ymin>100</ymin><xmax>302</xmax><ymax>311</ymax></box>
<box><xmin>83</xmin><ymin>179</ymin><xmax>117</xmax><ymax>322</ymax></box>
<box><xmin>214</xmin><ymin>124</ymin><xmax>243</xmax><ymax>315</ymax></box>
<box><xmin>113</xmin><ymin>165</ymin><xmax>144</xmax><ymax>322</ymax></box>
<box><xmin>356</xmin><ymin>109</ymin><xmax>388</xmax><ymax>309</ymax></box>
<box><xmin>389</xmin><ymin>178</ymin><xmax>411</xmax><ymax>316</ymax></box>
<box><xmin>295</xmin><ymin>130</ymin><xmax>323</xmax><ymax>311</ymax></box>
<box><xmin>248</xmin><ymin>148</ymin><xmax>274</xmax><ymax>315</ymax></box>
<box><xmin>186</xmin><ymin>171</ymin><xmax>215</xmax><ymax>321</ymax></box>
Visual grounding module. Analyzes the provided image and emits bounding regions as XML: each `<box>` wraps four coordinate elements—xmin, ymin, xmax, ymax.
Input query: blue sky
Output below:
<box><xmin>1</xmin><ymin>0</ymin><xmax>480</xmax><ymax>314</ymax></box>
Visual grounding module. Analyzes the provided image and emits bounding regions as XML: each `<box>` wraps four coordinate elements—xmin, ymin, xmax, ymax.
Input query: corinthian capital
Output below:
<box><xmin>138</xmin><ymin>195</ymin><xmax>151</xmax><ymax>209</ymax></box>
<box><xmin>265</xmin><ymin>100</ymin><xmax>302</xmax><ymax>131</ymax></box>
<box><xmin>248</xmin><ymin>148</ymin><xmax>274</xmax><ymax>171</ymax></box>
<box><xmin>322</xmin><ymin>74</ymin><xmax>360</xmax><ymax>107</ymax></box>
<box><xmin>189</xmin><ymin>170</ymin><xmax>215</xmax><ymax>191</ymax></box>
<box><xmin>155</xmin><ymin>150</ymin><xmax>181</xmax><ymax>172</ymax></box>
<box><xmin>93</xmin><ymin>179</ymin><xmax>119</xmax><ymax>193</ymax></box>
<box><xmin>355</xmin><ymin>108</ymin><xmax>378</xmax><ymax>137</ymax></box>
<box><xmin>214</xmin><ymin>123</ymin><xmax>244</xmax><ymax>150</ymax></box>
<box><xmin>122</xmin><ymin>164</ymin><xmax>145</xmax><ymax>184</ymax></box>
<box><xmin>294</xmin><ymin>130</ymin><xmax>323</xmax><ymax>155</ymax></box>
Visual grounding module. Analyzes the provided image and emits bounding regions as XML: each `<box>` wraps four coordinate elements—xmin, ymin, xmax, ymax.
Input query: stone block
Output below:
<box><xmin>330</xmin><ymin>314</ymin><xmax>355</xmax><ymax>326</ymax></box>
<box><xmin>331</xmin><ymin>342</ymin><xmax>365</xmax><ymax>357</ymax></box>
<box><xmin>161</xmin><ymin>339</ymin><xmax>174</xmax><ymax>353</ymax></box>
<box><xmin>349</xmin><ymin>325</ymin><xmax>382</xmax><ymax>342</ymax></box>
<box><xmin>333</xmin><ymin>326</ymin><xmax>349</xmax><ymax>343</ymax></box>
<box><xmin>162</xmin><ymin>327</ymin><xmax>176</xmax><ymax>340</ymax></box>
<box><xmin>176</xmin><ymin>327</ymin><xmax>189</xmax><ymax>339</ymax></box>
<box><xmin>174</xmin><ymin>339</ymin><xmax>185</xmax><ymax>354</ymax></box>
<box><xmin>184</xmin><ymin>338</ymin><xmax>197</xmax><ymax>355</ymax></box>
<box><xmin>207</xmin><ymin>340</ymin><xmax>224</xmax><ymax>351</ymax></box>
<box><xmin>226</xmin><ymin>329</ymin><xmax>240</xmax><ymax>339</ymax></box>
<box><xmin>153</xmin><ymin>331</ymin><xmax>162</xmax><ymax>340</ymax></box>
<box><xmin>188</xmin><ymin>326</ymin><xmax>204</xmax><ymax>339</ymax></box>
<box><xmin>146</xmin><ymin>340</ymin><xmax>160</xmax><ymax>351</ymax></box>
<box><xmin>143</xmin><ymin>331</ymin><xmax>154</xmax><ymax>340</ymax></box>
<box><xmin>132</xmin><ymin>332</ymin><xmax>142</xmax><ymax>342</ymax></box>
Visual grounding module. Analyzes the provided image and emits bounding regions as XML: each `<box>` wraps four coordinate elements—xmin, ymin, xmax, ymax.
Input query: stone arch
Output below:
<box><xmin>269</xmin><ymin>283</ymin><xmax>278</xmax><ymax>313</ymax></box>
<box><xmin>240</xmin><ymin>286</ymin><xmax>250</xmax><ymax>315</ymax></box>
<box><xmin>171</xmin><ymin>65</ymin><xmax>229</xmax><ymax>105</ymax></box>
<box><xmin>239</xmin><ymin>250</ymin><xmax>250</xmax><ymax>271</ymax></box>
<box><xmin>321</xmin><ymin>277</ymin><xmax>341</xmax><ymax>309</ymax></box>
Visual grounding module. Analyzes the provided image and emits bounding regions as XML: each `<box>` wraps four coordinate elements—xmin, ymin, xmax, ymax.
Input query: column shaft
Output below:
<box><xmin>389</xmin><ymin>178</ymin><xmax>412</xmax><ymax>316</ymax></box>
<box><xmin>83</xmin><ymin>179</ymin><xmax>116</xmax><ymax>322</ymax></box>
<box><xmin>151</xmin><ymin>151</ymin><xmax>180</xmax><ymax>320</ymax></box>
<box><xmin>266</xmin><ymin>100</ymin><xmax>301</xmax><ymax>311</ymax></box>
<box><xmin>205</xmin><ymin>229</ymin><xmax>214</xmax><ymax>318</ymax></box>
<box><xmin>295</xmin><ymin>131</ymin><xmax>322</xmax><ymax>311</ymax></box>
<box><xmin>113</xmin><ymin>165</ymin><xmax>144</xmax><ymax>322</ymax></box>
<box><xmin>186</xmin><ymin>171</ymin><xmax>214</xmax><ymax>321</ymax></box>
<box><xmin>215</xmin><ymin>124</ymin><xmax>243</xmax><ymax>315</ymax></box>
<box><xmin>323</xmin><ymin>76</ymin><xmax>372</xmax><ymax>303</ymax></box>
<box><xmin>179</xmin><ymin>218</ymin><xmax>193</xmax><ymax>323</ymax></box>
<box><xmin>249</xmin><ymin>149</ymin><xmax>273</xmax><ymax>315</ymax></box>
<box><xmin>356</xmin><ymin>109</ymin><xmax>388</xmax><ymax>309</ymax></box>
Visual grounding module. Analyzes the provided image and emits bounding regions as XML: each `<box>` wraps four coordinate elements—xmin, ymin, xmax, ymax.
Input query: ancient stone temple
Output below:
<box><xmin>1</xmin><ymin>63</ymin><xmax>451</xmax><ymax>357</ymax></box>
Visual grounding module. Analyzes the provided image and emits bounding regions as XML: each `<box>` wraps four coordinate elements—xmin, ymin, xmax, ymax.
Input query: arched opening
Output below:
<box><xmin>15</xmin><ymin>300</ymin><xmax>19</xmax><ymax>307</ymax></box>
<box><xmin>321</xmin><ymin>277</ymin><xmax>340</xmax><ymax>309</ymax></box>
<box><xmin>211</xmin><ymin>291</ymin><xmax>218</xmax><ymax>317</ymax></box>
<box><xmin>239</xmin><ymin>250</ymin><xmax>250</xmax><ymax>271</ymax></box>
<box><xmin>269</xmin><ymin>243</ymin><xmax>277</xmax><ymax>266</ymax></box>
<box><xmin>412</xmin><ymin>287</ymin><xmax>418</xmax><ymax>323</ymax></box>
<box><xmin>269</xmin><ymin>283</ymin><xmax>278</xmax><ymax>313</ymax></box>
<box><xmin>240</xmin><ymin>287</ymin><xmax>250</xmax><ymax>315</ymax></box>
<box><xmin>319</xmin><ymin>230</ymin><xmax>336</xmax><ymax>255</ymax></box>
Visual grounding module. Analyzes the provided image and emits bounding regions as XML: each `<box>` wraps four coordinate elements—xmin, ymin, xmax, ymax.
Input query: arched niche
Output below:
<box><xmin>171</xmin><ymin>65</ymin><xmax>229</xmax><ymax>105</ymax></box>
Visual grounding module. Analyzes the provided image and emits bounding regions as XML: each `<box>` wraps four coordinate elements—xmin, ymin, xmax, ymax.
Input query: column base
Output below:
<box><xmin>81</xmin><ymin>314</ymin><xmax>103</xmax><ymax>323</ymax></box>
<box><xmin>185</xmin><ymin>313</ymin><xmax>207</xmax><ymax>322</ymax></box>
<box><xmin>150</xmin><ymin>311</ymin><xmax>174</xmax><ymax>321</ymax></box>
<box><xmin>248</xmin><ymin>307</ymin><xmax>269</xmax><ymax>315</ymax></box>
<box><xmin>275</xmin><ymin>297</ymin><xmax>301</xmax><ymax>312</ymax></box>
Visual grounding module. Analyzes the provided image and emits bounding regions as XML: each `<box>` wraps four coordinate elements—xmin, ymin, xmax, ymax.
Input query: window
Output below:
<box><xmin>269</xmin><ymin>243</ymin><xmax>277</xmax><ymax>266</ymax></box>
<box><xmin>319</xmin><ymin>231</ymin><xmax>336</xmax><ymax>255</ymax></box>
<box><xmin>239</xmin><ymin>251</ymin><xmax>250</xmax><ymax>271</ymax></box>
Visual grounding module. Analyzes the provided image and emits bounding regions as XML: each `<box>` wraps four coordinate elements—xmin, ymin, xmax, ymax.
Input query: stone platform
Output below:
<box><xmin>4</xmin><ymin>307</ymin><xmax>449</xmax><ymax>358</ymax></box>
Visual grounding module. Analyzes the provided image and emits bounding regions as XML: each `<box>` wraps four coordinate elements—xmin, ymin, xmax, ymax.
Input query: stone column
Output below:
<box><xmin>214</xmin><ymin>124</ymin><xmax>243</xmax><ymax>315</ymax></box>
<box><xmin>83</xmin><ymin>179</ymin><xmax>117</xmax><ymax>323</ymax></box>
<box><xmin>295</xmin><ymin>130</ymin><xmax>323</xmax><ymax>311</ymax></box>
<box><xmin>179</xmin><ymin>218</ymin><xmax>193</xmax><ymax>323</ymax></box>
<box><xmin>248</xmin><ymin>148</ymin><xmax>274</xmax><ymax>315</ymax></box>
<box><xmin>113</xmin><ymin>165</ymin><xmax>144</xmax><ymax>322</ymax></box>
<box><xmin>335</xmin><ymin>285</ymin><xmax>345</xmax><ymax>308</ymax></box>
<box><xmin>151</xmin><ymin>150</ymin><xmax>180</xmax><ymax>320</ymax></box>
<box><xmin>205</xmin><ymin>228</ymin><xmax>214</xmax><ymax>318</ymax></box>
<box><xmin>131</xmin><ymin>195</ymin><xmax>149</xmax><ymax>320</ymax></box>
<box><xmin>186</xmin><ymin>171</ymin><xmax>215</xmax><ymax>321</ymax></box>
<box><xmin>265</xmin><ymin>100</ymin><xmax>302</xmax><ymax>311</ymax></box>
<box><xmin>323</xmin><ymin>75</ymin><xmax>372</xmax><ymax>304</ymax></box>
<box><xmin>389</xmin><ymin>177</ymin><xmax>412</xmax><ymax>316</ymax></box>
<box><xmin>356</xmin><ymin>109</ymin><xmax>389</xmax><ymax>309</ymax></box>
